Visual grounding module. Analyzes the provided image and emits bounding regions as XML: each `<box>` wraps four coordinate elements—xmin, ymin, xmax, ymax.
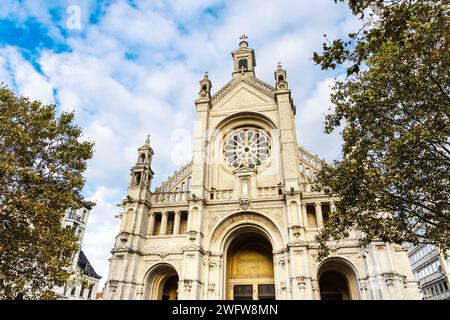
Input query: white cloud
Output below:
<box><xmin>297</xmin><ymin>77</ymin><xmax>344</xmax><ymax>162</ymax></box>
<box><xmin>0</xmin><ymin>46</ymin><xmax>54</xmax><ymax>104</ymax></box>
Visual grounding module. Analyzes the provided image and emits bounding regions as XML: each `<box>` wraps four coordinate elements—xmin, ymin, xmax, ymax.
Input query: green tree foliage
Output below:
<box><xmin>0</xmin><ymin>86</ymin><xmax>94</xmax><ymax>299</ymax></box>
<box><xmin>313</xmin><ymin>0</ymin><xmax>450</xmax><ymax>259</ymax></box>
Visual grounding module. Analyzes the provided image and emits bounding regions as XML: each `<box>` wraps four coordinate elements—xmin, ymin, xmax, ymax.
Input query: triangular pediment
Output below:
<box><xmin>212</xmin><ymin>77</ymin><xmax>275</xmax><ymax>110</ymax></box>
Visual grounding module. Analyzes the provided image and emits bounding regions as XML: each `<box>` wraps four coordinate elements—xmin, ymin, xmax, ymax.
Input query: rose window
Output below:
<box><xmin>223</xmin><ymin>128</ymin><xmax>271</xmax><ymax>168</ymax></box>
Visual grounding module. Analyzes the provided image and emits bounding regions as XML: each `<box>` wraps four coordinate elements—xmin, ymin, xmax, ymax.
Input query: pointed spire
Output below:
<box><xmin>275</xmin><ymin>61</ymin><xmax>288</xmax><ymax>90</ymax></box>
<box><xmin>197</xmin><ymin>71</ymin><xmax>212</xmax><ymax>100</ymax></box>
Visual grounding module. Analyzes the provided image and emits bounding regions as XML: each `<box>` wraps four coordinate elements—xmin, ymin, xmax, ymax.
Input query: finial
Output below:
<box><xmin>277</xmin><ymin>62</ymin><xmax>283</xmax><ymax>69</ymax></box>
<box><xmin>145</xmin><ymin>135</ymin><xmax>150</xmax><ymax>146</ymax></box>
<box><xmin>204</xmin><ymin>71</ymin><xmax>209</xmax><ymax>79</ymax></box>
<box><xmin>239</xmin><ymin>34</ymin><xmax>248</xmax><ymax>47</ymax></box>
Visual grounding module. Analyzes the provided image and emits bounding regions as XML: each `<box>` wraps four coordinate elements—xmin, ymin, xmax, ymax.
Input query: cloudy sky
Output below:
<box><xmin>0</xmin><ymin>0</ymin><xmax>360</xmax><ymax>290</ymax></box>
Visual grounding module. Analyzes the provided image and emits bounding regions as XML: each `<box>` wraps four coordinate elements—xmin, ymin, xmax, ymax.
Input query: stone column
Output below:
<box><xmin>173</xmin><ymin>211</ymin><xmax>181</xmax><ymax>235</ymax></box>
<box><xmin>160</xmin><ymin>211</ymin><xmax>168</xmax><ymax>235</ymax></box>
<box><xmin>148</xmin><ymin>212</ymin><xmax>155</xmax><ymax>235</ymax></box>
<box><xmin>315</xmin><ymin>202</ymin><xmax>323</xmax><ymax>229</ymax></box>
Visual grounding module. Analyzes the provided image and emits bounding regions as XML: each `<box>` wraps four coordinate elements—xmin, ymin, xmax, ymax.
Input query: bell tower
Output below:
<box><xmin>231</xmin><ymin>35</ymin><xmax>256</xmax><ymax>78</ymax></box>
<box><xmin>128</xmin><ymin>135</ymin><xmax>154</xmax><ymax>197</ymax></box>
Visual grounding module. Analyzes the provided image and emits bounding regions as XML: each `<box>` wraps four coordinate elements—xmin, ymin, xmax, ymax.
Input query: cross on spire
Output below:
<box><xmin>239</xmin><ymin>34</ymin><xmax>248</xmax><ymax>41</ymax></box>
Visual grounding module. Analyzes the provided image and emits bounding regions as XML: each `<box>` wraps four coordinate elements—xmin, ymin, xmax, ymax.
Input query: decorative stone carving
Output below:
<box><xmin>189</xmin><ymin>231</ymin><xmax>197</xmax><ymax>242</ymax></box>
<box><xmin>184</xmin><ymin>280</ymin><xmax>193</xmax><ymax>292</ymax></box>
<box><xmin>383</xmin><ymin>273</ymin><xmax>396</xmax><ymax>286</ymax></box>
<box><xmin>296</xmin><ymin>276</ymin><xmax>306</xmax><ymax>290</ymax></box>
<box><xmin>208</xmin><ymin>283</ymin><xmax>215</xmax><ymax>293</ymax></box>
<box><xmin>291</xmin><ymin>225</ymin><xmax>301</xmax><ymax>238</ymax></box>
<box><xmin>401</xmin><ymin>275</ymin><xmax>408</xmax><ymax>288</ymax></box>
<box><xmin>238</xmin><ymin>199</ymin><xmax>252</xmax><ymax>211</ymax></box>
<box><xmin>329</xmin><ymin>245</ymin><xmax>338</xmax><ymax>256</ymax></box>
<box><xmin>359</xmin><ymin>280</ymin><xmax>368</xmax><ymax>291</ymax></box>
<box><xmin>209</xmin><ymin>262</ymin><xmax>218</xmax><ymax>271</ymax></box>
<box><xmin>280</xmin><ymin>281</ymin><xmax>287</xmax><ymax>291</ymax></box>
<box><xmin>118</xmin><ymin>232</ymin><xmax>129</xmax><ymax>243</ymax></box>
<box><xmin>109</xmin><ymin>280</ymin><xmax>119</xmax><ymax>292</ymax></box>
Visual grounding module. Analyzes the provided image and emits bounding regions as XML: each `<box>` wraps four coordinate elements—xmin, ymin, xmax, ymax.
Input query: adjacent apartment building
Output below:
<box><xmin>407</xmin><ymin>243</ymin><xmax>450</xmax><ymax>300</ymax></box>
<box><xmin>54</xmin><ymin>203</ymin><xmax>102</xmax><ymax>300</ymax></box>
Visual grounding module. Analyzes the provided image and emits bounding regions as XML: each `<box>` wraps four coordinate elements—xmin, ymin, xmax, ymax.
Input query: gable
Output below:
<box><xmin>212</xmin><ymin>77</ymin><xmax>276</xmax><ymax>111</ymax></box>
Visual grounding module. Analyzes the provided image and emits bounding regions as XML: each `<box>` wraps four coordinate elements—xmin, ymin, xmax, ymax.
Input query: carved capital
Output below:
<box><xmin>184</xmin><ymin>280</ymin><xmax>193</xmax><ymax>292</ymax></box>
<box><xmin>296</xmin><ymin>276</ymin><xmax>306</xmax><ymax>290</ymax></box>
<box><xmin>189</xmin><ymin>231</ymin><xmax>198</xmax><ymax>242</ymax></box>
<box><xmin>109</xmin><ymin>280</ymin><xmax>119</xmax><ymax>292</ymax></box>
<box><xmin>382</xmin><ymin>272</ymin><xmax>396</xmax><ymax>286</ymax></box>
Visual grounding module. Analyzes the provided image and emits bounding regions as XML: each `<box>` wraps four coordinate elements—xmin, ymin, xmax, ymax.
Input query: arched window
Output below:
<box><xmin>187</xmin><ymin>177</ymin><xmax>191</xmax><ymax>191</ymax></box>
<box><xmin>238</xmin><ymin>58</ymin><xmax>248</xmax><ymax>71</ymax></box>
<box><xmin>181</xmin><ymin>182</ymin><xmax>186</xmax><ymax>191</ymax></box>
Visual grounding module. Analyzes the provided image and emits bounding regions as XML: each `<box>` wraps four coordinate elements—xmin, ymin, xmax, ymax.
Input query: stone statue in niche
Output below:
<box><xmin>242</xmin><ymin>180</ymin><xmax>249</xmax><ymax>197</ymax></box>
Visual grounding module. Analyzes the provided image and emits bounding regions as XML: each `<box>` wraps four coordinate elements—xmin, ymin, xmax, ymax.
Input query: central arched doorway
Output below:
<box><xmin>145</xmin><ymin>263</ymin><xmax>179</xmax><ymax>300</ymax></box>
<box><xmin>226</xmin><ymin>232</ymin><xmax>275</xmax><ymax>300</ymax></box>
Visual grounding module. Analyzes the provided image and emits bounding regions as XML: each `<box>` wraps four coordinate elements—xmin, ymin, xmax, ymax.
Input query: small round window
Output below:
<box><xmin>223</xmin><ymin>128</ymin><xmax>271</xmax><ymax>169</ymax></box>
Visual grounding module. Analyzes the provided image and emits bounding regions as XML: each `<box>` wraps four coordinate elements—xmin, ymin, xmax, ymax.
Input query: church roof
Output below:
<box><xmin>155</xmin><ymin>161</ymin><xmax>192</xmax><ymax>193</ymax></box>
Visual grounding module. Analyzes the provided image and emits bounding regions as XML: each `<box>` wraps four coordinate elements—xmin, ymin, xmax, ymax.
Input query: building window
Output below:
<box><xmin>70</xmin><ymin>286</ymin><xmax>76</xmax><ymax>296</ymax></box>
<box><xmin>306</xmin><ymin>204</ymin><xmax>318</xmax><ymax>228</ymax></box>
<box><xmin>167</xmin><ymin>213</ymin><xmax>175</xmax><ymax>235</ymax></box>
<box><xmin>154</xmin><ymin>213</ymin><xmax>162</xmax><ymax>235</ymax></box>
<box><xmin>224</xmin><ymin>128</ymin><xmax>271</xmax><ymax>169</ymax></box>
<box><xmin>238</xmin><ymin>58</ymin><xmax>248</xmax><ymax>71</ymax></box>
<box><xmin>179</xmin><ymin>212</ymin><xmax>188</xmax><ymax>234</ymax></box>
<box><xmin>322</xmin><ymin>203</ymin><xmax>331</xmax><ymax>223</ymax></box>
<box><xmin>80</xmin><ymin>282</ymin><xmax>86</xmax><ymax>298</ymax></box>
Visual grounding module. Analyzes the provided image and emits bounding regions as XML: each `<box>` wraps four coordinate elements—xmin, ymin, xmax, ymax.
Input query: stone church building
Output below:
<box><xmin>104</xmin><ymin>37</ymin><xmax>420</xmax><ymax>300</ymax></box>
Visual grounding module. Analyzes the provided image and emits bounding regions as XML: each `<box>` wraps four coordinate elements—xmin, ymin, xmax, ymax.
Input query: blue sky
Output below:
<box><xmin>0</xmin><ymin>0</ymin><xmax>359</xmax><ymax>290</ymax></box>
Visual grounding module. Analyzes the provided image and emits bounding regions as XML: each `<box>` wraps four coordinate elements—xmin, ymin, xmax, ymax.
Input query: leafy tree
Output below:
<box><xmin>0</xmin><ymin>86</ymin><xmax>94</xmax><ymax>299</ymax></box>
<box><xmin>312</xmin><ymin>0</ymin><xmax>449</xmax><ymax>259</ymax></box>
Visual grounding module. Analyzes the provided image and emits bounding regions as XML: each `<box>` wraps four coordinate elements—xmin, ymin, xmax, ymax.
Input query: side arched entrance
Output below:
<box><xmin>317</xmin><ymin>258</ymin><xmax>360</xmax><ymax>300</ymax></box>
<box><xmin>144</xmin><ymin>263</ymin><xmax>179</xmax><ymax>300</ymax></box>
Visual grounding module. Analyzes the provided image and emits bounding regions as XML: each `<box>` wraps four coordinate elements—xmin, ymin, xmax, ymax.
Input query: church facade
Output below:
<box><xmin>104</xmin><ymin>38</ymin><xmax>420</xmax><ymax>300</ymax></box>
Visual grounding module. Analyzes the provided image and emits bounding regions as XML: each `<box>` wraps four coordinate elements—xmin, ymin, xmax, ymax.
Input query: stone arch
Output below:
<box><xmin>207</xmin><ymin>211</ymin><xmax>285</xmax><ymax>253</ymax></box>
<box><xmin>143</xmin><ymin>262</ymin><xmax>179</xmax><ymax>300</ymax></box>
<box><xmin>207</xmin><ymin>111</ymin><xmax>282</xmax><ymax>188</ymax></box>
<box><xmin>214</xmin><ymin>111</ymin><xmax>278</xmax><ymax>133</ymax></box>
<box><xmin>317</xmin><ymin>257</ymin><xmax>360</xmax><ymax>300</ymax></box>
